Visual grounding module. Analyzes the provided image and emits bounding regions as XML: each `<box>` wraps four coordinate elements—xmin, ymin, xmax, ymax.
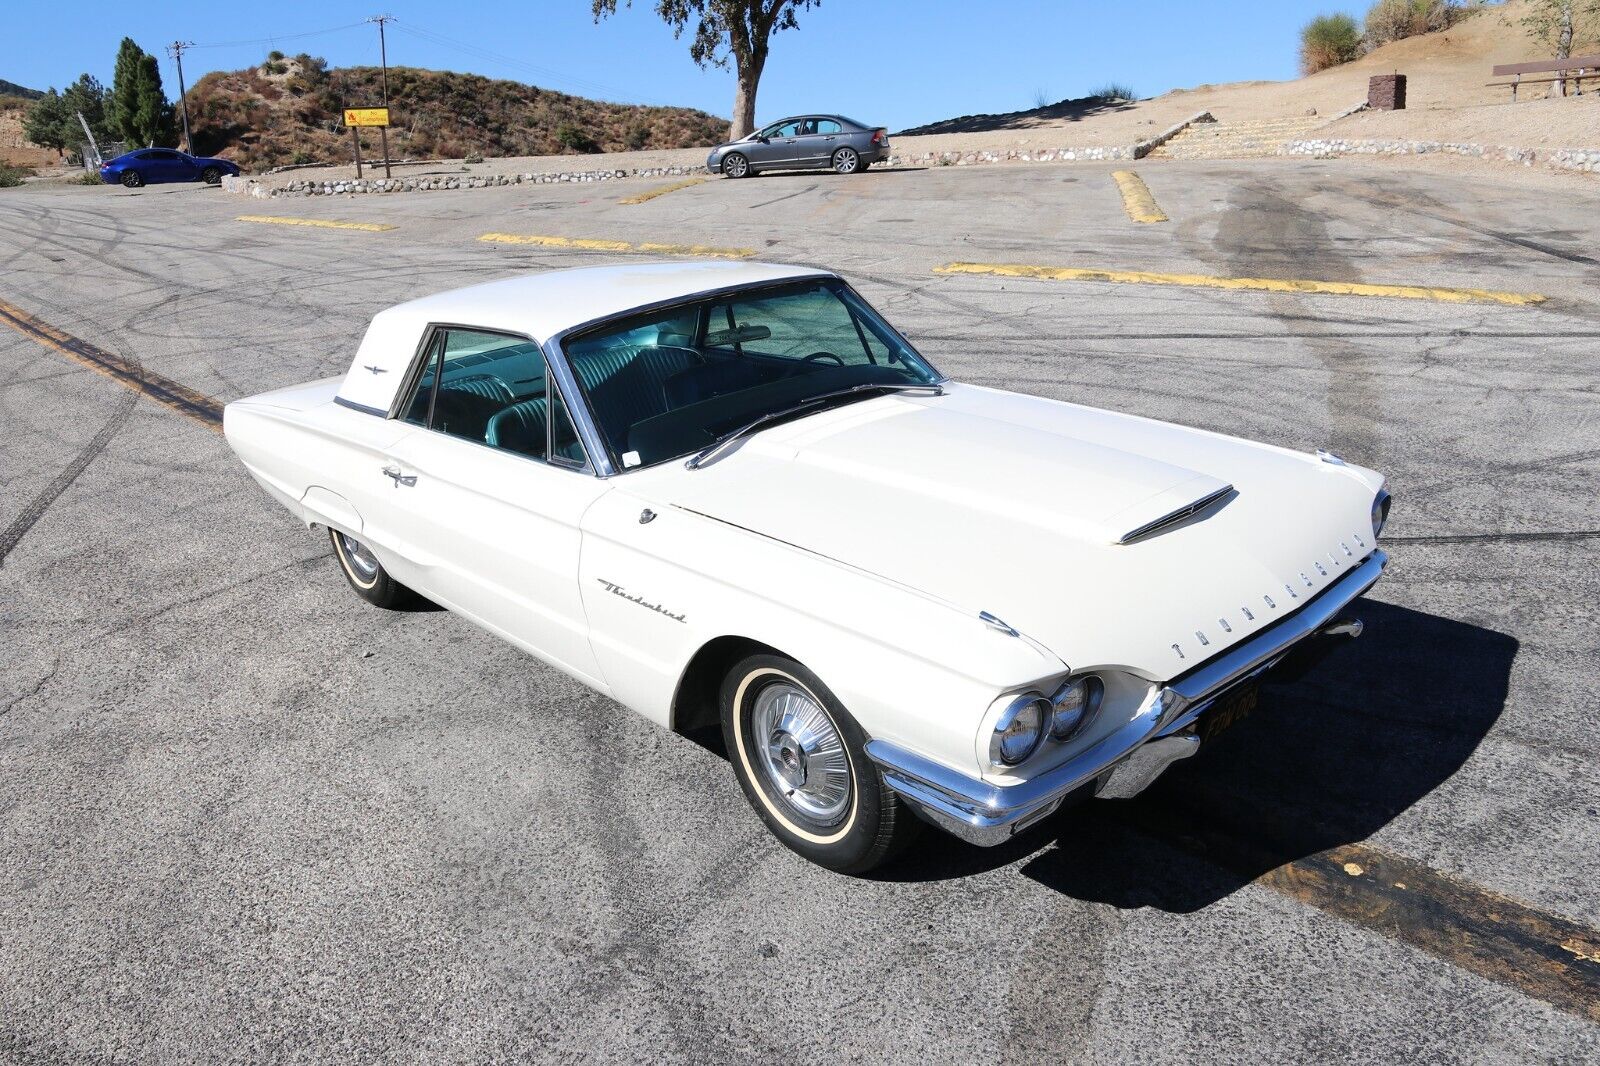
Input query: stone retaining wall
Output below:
<box><xmin>223</xmin><ymin>164</ymin><xmax>703</xmax><ymax>199</ymax></box>
<box><xmin>1283</xmin><ymin>138</ymin><xmax>1600</xmax><ymax>174</ymax></box>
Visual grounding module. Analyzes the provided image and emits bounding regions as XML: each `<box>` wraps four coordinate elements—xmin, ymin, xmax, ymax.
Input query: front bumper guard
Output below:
<box><xmin>865</xmin><ymin>550</ymin><xmax>1387</xmax><ymax>847</ymax></box>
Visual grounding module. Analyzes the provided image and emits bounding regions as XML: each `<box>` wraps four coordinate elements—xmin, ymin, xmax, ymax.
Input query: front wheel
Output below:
<box><xmin>329</xmin><ymin>528</ymin><xmax>416</xmax><ymax>609</ymax></box>
<box><xmin>831</xmin><ymin>147</ymin><xmax>860</xmax><ymax>175</ymax></box>
<box><xmin>721</xmin><ymin>152</ymin><xmax>749</xmax><ymax>179</ymax></box>
<box><xmin>121</xmin><ymin>171</ymin><xmax>144</xmax><ymax>188</ymax></box>
<box><xmin>201</xmin><ymin>166</ymin><xmax>221</xmax><ymax>184</ymax></box>
<box><xmin>722</xmin><ymin>653</ymin><xmax>914</xmax><ymax>873</ymax></box>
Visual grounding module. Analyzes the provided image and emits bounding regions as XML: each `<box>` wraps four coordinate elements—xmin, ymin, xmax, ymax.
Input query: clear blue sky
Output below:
<box><xmin>9</xmin><ymin>1</ymin><xmax>1368</xmax><ymax>129</ymax></box>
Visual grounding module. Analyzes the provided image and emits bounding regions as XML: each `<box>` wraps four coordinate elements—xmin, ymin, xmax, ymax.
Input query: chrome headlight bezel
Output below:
<box><xmin>1371</xmin><ymin>489</ymin><xmax>1391</xmax><ymax>539</ymax></box>
<box><xmin>989</xmin><ymin>693</ymin><xmax>1048</xmax><ymax>766</ymax></box>
<box><xmin>1048</xmin><ymin>675</ymin><xmax>1105</xmax><ymax>742</ymax></box>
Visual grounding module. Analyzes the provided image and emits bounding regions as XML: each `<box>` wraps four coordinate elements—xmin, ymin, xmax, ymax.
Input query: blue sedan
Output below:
<box><xmin>99</xmin><ymin>149</ymin><xmax>240</xmax><ymax>188</ymax></box>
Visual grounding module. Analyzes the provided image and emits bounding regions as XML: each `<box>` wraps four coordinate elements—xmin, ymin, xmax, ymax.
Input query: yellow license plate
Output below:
<box><xmin>1199</xmin><ymin>684</ymin><xmax>1258</xmax><ymax>741</ymax></box>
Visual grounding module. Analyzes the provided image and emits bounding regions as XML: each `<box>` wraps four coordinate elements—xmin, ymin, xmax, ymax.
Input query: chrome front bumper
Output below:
<box><xmin>864</xmin><ymin>550</ymin><xmax>1388</xmax><ymax>847</ymax></box>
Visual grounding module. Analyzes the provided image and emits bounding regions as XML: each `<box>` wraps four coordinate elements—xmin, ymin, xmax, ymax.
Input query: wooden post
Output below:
<box><xmin>379</xmin><ymin>126</ymin><xmax>391</xmax><ymax>179</ymax></box>
<box><xmin>351</xmin><ymin>126</ymin><xmax>363</xmax><ymax>178</ymax></box>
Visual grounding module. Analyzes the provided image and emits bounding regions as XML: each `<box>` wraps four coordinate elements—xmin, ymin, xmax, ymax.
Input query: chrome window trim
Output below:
<box><xmin>542</xmin><ymin>274</ymin><xmax>947</xmax><ymax>479</ymax></box>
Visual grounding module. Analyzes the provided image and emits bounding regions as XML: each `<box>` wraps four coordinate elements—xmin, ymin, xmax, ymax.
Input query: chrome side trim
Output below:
<box><xmin>333</xmin><ymin>396</ymin><xmax>386</xmax><ymax>417</ymax></box>
<box><xmin>867</xmin><ymin>549</ymin><xmax>1387</xmax><ymax>847</ymax></box>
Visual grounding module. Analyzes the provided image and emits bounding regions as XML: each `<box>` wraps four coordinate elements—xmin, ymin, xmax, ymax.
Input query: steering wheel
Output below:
<box><xmin>801</xmin><ymin>351</ymin><xmax>845</xmax><ymax>367</ymax></box>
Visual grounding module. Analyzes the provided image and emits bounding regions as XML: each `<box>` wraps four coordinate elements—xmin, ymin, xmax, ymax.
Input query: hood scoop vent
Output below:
<box><xmin>1117</xmin><ymin>484</ymin><xmax>1236</xmax><ymax>545</ymax></box>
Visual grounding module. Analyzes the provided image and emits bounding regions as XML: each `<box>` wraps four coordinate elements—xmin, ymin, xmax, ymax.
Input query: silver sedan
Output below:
<box><xmin>706</xmin><ymin>115</ymin><xmax>890</xmax><ymax>178</ymax></box>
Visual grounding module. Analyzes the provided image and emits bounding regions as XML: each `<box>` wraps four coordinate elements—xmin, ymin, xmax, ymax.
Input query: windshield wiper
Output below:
<box><xmin>684</xmin><ymin>382</ymin><xmax>943</xmax><ymax>470</ymax></box>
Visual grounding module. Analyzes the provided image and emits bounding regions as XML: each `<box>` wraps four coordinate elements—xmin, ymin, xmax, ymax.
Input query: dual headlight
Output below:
<box><xmin>989</xmin><ymin>675</ymin><xmax>1105</xmax><ymax>767</ymax></box>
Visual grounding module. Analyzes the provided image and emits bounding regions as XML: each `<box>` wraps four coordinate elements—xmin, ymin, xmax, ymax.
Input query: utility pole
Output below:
<box><xmin>167</xmin><ymin>41</ymin><xmax>195</xmax><ymax>154</ymax></box>
<box><xmin>367</xmin><ymin>14</ymin><xmax>395</xmax><ymax>177</ymax></box>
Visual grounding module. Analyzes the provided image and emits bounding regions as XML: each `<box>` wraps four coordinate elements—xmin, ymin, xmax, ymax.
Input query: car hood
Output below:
<box><xmin>642</xmin><ymin>383</ymin><xmax>1383</xmax><ymax>680</ymax></box>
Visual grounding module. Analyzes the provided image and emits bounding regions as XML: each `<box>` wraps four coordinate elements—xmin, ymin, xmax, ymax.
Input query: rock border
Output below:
<box><xmin>1283</xmin><ymin>138</ymin><xmax>1600</xmax><ymax>174</ymax></box>
<box><xmin>223</xmin><ymin>164</ymin><xmax>704</xmax><ymax>199</ymax></box>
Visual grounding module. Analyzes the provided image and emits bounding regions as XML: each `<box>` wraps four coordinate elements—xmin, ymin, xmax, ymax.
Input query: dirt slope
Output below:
<box><xmin>896</xmin><ymin>0</ymin><xmax>1599</xmax><ymax>153</ymax></box>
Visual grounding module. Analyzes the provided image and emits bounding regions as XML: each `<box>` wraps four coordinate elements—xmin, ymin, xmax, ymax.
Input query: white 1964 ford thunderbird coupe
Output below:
<box><xmin>225</xmin><ymin>261</ymin><xmax>1389</xmax><ymax>873</ymax></box>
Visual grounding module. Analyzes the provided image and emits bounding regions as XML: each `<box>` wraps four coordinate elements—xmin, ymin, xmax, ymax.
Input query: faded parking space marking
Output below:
<box><xmin>478</xmin><ymin>233</ymin><xmax>754</xmax><ymax>259</ymax></box>
<box><xmin>235</xmin><ymin>215</ymin><xmax>397</xmax><ymax>232</ymax></box>
<box><xmin>1111</xmin><ymin>170</ymin><xmax>1169</xmax><ymax>223</ymax></box>
<box><xmin>935</xmin><ymin>262</ymin><xmax>1548</xmax><ymax>306</ymax></box>
<box><xmin>0</xmin><ymin>297</ymin><xmax>223</xmax><ymax>431</ymax></box>
<box><xmin>619</xmin><ymin>177</ymin><xmax>707</xmax><ymax>205</ymax></box>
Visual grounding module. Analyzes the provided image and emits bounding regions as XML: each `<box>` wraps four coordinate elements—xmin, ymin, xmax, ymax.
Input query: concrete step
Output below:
<box><xmin>1147</xmin><ymin>117</ymin><xmax>1328</xmax><ymax>159</ymax></box>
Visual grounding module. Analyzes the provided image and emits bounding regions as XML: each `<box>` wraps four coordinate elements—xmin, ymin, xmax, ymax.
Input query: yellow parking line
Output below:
<box><xmin>934</xmin><ymin>262</ymin><xmax>1546</xmax><ymax>306</ymax></box>
<box><xmin>235</xmin><ymin>215</ymin><xmax>396</xmax><ymax>232</ymax></box>
<box><xmin>619</xmin><ymin>177</ymin><xmax>707</xmax><ymax>205</ymax></box>
<box><xmin>478</xmin><ymin>233</ymin><xmax>754</xmax><ymax>259</ymax></box>
<box><xmin>1111</xmin><ymin>170</ymin><xmax>1168</xmax><ymax>223</ymax></box>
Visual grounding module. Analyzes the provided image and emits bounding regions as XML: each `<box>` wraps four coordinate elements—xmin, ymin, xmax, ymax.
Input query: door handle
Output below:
<box><xmin>382</xmin><ymin>465</ymin><xmax>417</xmax><ymax>487</ymax></box>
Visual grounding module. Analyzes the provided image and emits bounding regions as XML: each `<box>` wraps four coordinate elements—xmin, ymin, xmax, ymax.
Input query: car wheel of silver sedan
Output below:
<box><xmin>831</xmin><ymin>147</ymin><xmax>860</xmax><ymax>175</ymax></box>
<box><xmin>721</xmin><ymin>652</ymin><xmax>915</xmax><ymax>873</ymax></box>
<box><xmin>329</xmin><ymin>527</ymin><xmax>416</xmax><ymax>609</ymax></box>
<box><xmin>722</xmin><ymin>152</ymin><xmax>750</xmax><ymax>179</ymax></box>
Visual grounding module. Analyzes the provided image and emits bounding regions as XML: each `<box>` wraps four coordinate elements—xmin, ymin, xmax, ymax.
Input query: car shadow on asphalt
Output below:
<box><xmin>876</xmin><ymin>600</ymin><xmax>1518</xmax><ymax>912</ymax></box>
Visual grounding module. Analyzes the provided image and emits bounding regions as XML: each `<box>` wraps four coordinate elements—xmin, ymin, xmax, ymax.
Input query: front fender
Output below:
<box><xmin>578</xmin><ymin>490</ymin><xmax>1061</xmax><ymax>777</ymax></box>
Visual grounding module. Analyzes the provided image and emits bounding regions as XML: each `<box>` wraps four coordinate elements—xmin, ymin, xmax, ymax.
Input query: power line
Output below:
<box><xmin>188</xmin><ymin>21</ymin><xmax>369</xmax><ymax>51</ymax></box>
<box><xmin>389</xmin><ymin>22</ymin><xmax>636</xmax><ymax>101</ymax></box>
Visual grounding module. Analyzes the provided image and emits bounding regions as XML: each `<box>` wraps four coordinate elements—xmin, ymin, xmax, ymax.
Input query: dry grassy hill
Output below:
<box><xmin>187</xmin><ymin>56</ymin><xmax>727</xmax><ymax>170</ymax></box>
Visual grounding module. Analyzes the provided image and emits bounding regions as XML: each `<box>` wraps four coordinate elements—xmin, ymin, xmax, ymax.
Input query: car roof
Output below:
<box><xmin>765</xmin><ymin>114</ymin><xmax>857</xmax><ymax>127</ymax></box>
<box><xmin>336</xmin><ymin>261</ymin><xmax>837</xmax><ymax>413</ymax></box>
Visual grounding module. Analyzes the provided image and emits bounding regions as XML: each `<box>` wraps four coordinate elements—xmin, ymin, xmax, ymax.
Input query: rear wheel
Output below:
<box><xmin>722</xmin><ymin>152</ymin><xmax>749</xmax><ymax>179</ymax></box>
<box><xmin>831</xmin><ymin>147</ymin><xmax>860</xmax><ymax>174</ymax></box>
<box><xmin>121</xmin><ymin>171</ymin><xmax>143</xmax><ymax>188</ymax></box>
<box><xmin>201</xmin><ymin>166</ymin><xmax>221</xmax><ymax>184</ymax></box>
<box><xmin>721</xmin><ymin>652</ymin><xmax>914</xmax><ymax>873</ymax></box>
<box><xmin>329</xmin><ymin>528</ymin><xmax>416</xmax><ymax>609</ymax></box>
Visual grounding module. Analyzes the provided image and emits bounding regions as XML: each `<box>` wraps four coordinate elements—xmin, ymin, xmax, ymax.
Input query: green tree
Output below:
<box><xmin>23</xmin><ymin>89</ymin><xmax>70</xmax><ymax>156</ymax></box>
<box><xmin>1300</xmin><ymin>13</ymin><xmax>1362</xmax><ymax>74</ymax></box>
<box><xmin>111</xmin><ymin>37</ymin><xmax>172</xmax><ymax>146</ymax></box>
<box><xmin>592</xmin><ymin>0</ymin><xmax>819</xmax><ymax>139</ymax></box>
<box><xmin>62</xmin><ymin>74</ymin><xmax>114</xmax><ymax>155</ymax></box>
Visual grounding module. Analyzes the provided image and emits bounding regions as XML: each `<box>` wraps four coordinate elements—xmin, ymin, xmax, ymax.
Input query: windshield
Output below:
<box><xmin>560</xmin><ymin>278</ymin><xmax>941</xmax><ymax>470</ymax></box>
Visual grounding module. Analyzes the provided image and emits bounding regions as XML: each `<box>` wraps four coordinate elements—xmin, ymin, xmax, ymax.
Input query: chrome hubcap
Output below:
<box><xmin>836</xmin><ymin>150</ymin><xmax>857</xmax><ymax>172</ymax></box>
<box><xmin>339</xmin><ymin>533</ymin><xmax>379</xmax><ymax>579</ymax></box>
<box><xmin>753</xmin><ymin>682</ymin><xmax>850</xmax><ymax>824</ymax></box>
<box><xmin>726</xmin><ymin>156</ymin><xmax>746</xmax><ymax>177</ymax></box>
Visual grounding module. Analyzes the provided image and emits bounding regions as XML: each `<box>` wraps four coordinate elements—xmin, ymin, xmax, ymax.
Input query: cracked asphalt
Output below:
<box><xmin>1</xmin><ymin>158</ymin><xmax>1598</xmax><ymax>1063</ymax></box>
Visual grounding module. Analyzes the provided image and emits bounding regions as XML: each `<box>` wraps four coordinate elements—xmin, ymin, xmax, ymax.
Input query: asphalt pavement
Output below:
<box><xmin>1</xmin><ymin>158</ymin><xmax>1597</xmax><ymax>1063</ymax></box>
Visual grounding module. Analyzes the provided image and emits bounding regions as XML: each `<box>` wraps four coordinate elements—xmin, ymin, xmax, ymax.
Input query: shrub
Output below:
<box><xmin>463</xmin><ymin>150</ymin><xmax>484</xmax><ymax>164</ymax></box>
<box><xmin>556</xmin><ymin>124</ymin><xmax>599</xmax><ymax>153</ymax></box>
<box><xmin>1301</xmin><ymin>13</ymin><xmax>1362</xmax><ymax>73</ymax></box>
<box><xmin>263</xmin><ymin>61</ymin><xmax>287</xmax><ymax>76</ymax></box>
<box><xmin>0</xmin><ymin>163</ymin><xmax>31</xmax><ymax>187</ymax></box>
<box><xmin>625</xmin><ymin>122</ymin><xmax>649</xmax><ymax>149</ymax></box>
<box><xmin>1089</xmin><ymin>83</ymin><xmax>1137</xmax><ymax>103</ymax></box>
<box><xmin>1363</xmin><ymin>0</ymin><xmax>1466</xmax><ymax>48</ymax></box>
<box><xmin>268</xmin><ymin>50</ymin><xmax>285</xmax><ymax>62</ymax></box>
<box><xmin>74</xmin><ymin>171</ymin><xmax>102</xmax><ymax>185</ymax></box>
